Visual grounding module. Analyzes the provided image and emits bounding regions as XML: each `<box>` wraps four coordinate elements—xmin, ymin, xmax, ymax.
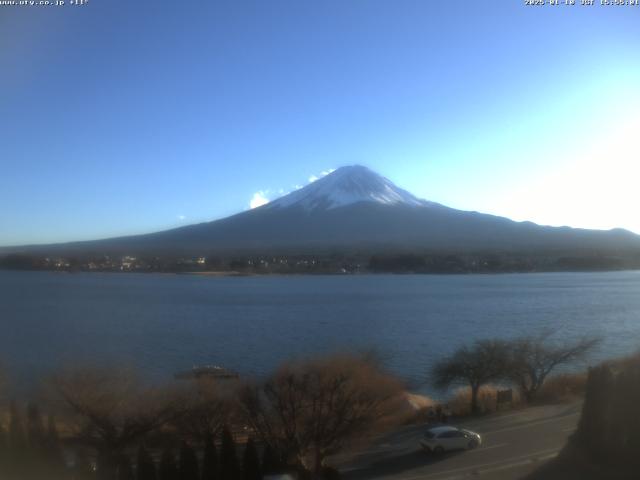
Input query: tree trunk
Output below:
<box><xmin>313</xmin><ymin>447</ymin><xmax>323</xmax><ymax>479</ymax></box>
<box><xmin>470</xmin><ymin>384</ymin><xmax>480</xmax><ymax>415</ymax></box>
<box><xmin>97</xmin><ymin>450</ymin><xmax>118</xmax><ymax>480</ymax></box>
<box><xmin>522</xmin><ymin>376</ymin><xmax>542</xmax><ymax>403</ymax></box>
<box><xmin>523</xmin><ymin>386</ymin><xmax>536</xmax><ymax>403</ymax></box>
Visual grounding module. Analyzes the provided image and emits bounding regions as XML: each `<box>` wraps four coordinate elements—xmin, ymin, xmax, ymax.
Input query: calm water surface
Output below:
<box><xmin>1</xmin><ymin>270</ymin><xmax>640</xmax><ymax>391</ymax></box>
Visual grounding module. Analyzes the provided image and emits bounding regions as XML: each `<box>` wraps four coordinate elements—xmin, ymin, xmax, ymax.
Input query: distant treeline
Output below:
<box><xmin>2</xmin><ymin>250</ymin><xmax>640</xmax><ymax>275</ymax></box>
<box><xmin>368</xmin><ymin>252</ymin><xmax>640</xmax><ymax>273</ymax></box>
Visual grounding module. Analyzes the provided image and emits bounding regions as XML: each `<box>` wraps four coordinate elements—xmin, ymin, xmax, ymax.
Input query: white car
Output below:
<box><xmin>420</xmin><ymin>426</ymin><xmax>482</xmax><ymax>453</ymax></box>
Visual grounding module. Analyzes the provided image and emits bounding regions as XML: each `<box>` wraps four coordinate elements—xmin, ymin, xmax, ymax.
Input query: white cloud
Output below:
<box><xmin>178</xmin><ymin>215</ymin><xmax>186</xmax><ymax>221</ymax></box>
<box><xmin>249</xmin><ymin>190</ymin><xmax>270</xmax><ymax>209</ymax></box>
<box><xmin>248</xmin><ymin>169</ymin><xmax>335</xmax><ymax>210</ymax></box>
<box><xmin>308</xmin><ymin>168</ymin><xmax>335</xmax><ymax>184</ymax></box>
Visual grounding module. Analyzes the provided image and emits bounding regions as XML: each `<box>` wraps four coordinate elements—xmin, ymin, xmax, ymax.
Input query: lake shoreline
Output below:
<box><xmin>2</xmin><ymin>266</ymin><xmax>640</xmax><ymax>277</ymax></box>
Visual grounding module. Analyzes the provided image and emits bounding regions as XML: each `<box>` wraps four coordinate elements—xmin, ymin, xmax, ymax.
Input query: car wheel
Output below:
<box><xmin>434</xmin><ymin>446</ymin><xmax>445</xmax><ymax>454</ymax></box>
<box><xmin>467</xmin><ymin>439</ymin><xmax>479</xmax><ymax>450</ymax></box>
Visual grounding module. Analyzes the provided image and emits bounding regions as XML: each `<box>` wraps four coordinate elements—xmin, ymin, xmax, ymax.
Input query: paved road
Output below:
<box><xmin>338</xmin><ymin>402</ymin><xmax>581</xmax><ymax>480</ymax></box>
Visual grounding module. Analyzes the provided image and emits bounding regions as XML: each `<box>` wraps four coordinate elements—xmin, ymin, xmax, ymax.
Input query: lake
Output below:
<box><xmin>1</xmin><ymin>270</ymin><xmax>639</xmax><ymax>393</ymax></box>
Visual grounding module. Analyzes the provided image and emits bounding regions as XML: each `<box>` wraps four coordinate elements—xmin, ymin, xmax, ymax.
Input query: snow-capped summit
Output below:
<box><xmin>266</xmin><ymin>165</ymin><xmax>437</xmax><ymax>211</ymax></box>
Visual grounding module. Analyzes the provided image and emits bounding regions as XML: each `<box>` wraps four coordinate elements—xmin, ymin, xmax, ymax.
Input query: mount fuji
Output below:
<box><xmin>266</xmin><ymin>165</ymin><xmax>433</xmax><ymax>211</ymax></box>
<box><xmin>4</xmin><ymin>165</ymin><xmax>640</xmax><ymax>256</ymax></box>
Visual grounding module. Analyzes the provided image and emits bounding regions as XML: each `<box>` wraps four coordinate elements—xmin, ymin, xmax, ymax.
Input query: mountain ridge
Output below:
<box><xmin>2</xmin><ymin>165</ymin><xmax>640</xmax><ymax>257</ymax></box>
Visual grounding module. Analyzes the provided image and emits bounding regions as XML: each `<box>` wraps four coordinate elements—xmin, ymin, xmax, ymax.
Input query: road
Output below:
<box><xmin>338</xmin><ymin>402</ymin><xmax>581</xmax><ymax>480</ymax></box>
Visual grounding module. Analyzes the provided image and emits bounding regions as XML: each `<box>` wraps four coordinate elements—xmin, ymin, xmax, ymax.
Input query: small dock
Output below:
<box><xmin>174</xmin><ymin>365</ymin><xmax>239</xmax><ymax>380</ymax></box>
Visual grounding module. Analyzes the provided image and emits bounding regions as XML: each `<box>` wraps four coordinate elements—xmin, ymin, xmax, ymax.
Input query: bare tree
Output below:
<box><xmin>432</xmin><ymin>340</ymin><xmax>510</xmax><ymax>415</ymax></box>
<box><xmin>51</xmin><ymin>367</ymin><xmax>181</xmax><ymax>477</ymax></box>
<box><xmin>170</xmin><ymin>378</ymin><xmax>236</xmax><ymax>443</ymax></box>
<box><xmin>506</xmin><ymin>332</ymin><xmax>600</xmax><ymax>402</ymax></box>
<box><xmin>239</xmin><ymin>353</ymin><xmax>403</xmax><ymax>477</ymax></box>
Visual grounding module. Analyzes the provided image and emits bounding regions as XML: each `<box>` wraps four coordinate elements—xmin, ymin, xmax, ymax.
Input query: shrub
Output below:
<box><xmin>448</xmin><ymin>385</ymin><xmax>521</xmax><ymax>416</ymax></box>
<box><xmin>535</xmin><ymin>373</ymin><xmax>587</xmax><ymax>404</ymax></box>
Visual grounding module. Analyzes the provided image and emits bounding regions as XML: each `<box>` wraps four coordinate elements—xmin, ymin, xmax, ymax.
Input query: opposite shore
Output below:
<box><xmin>2</xmin><ymin>249</ymin><xmax>640</xmax><ymax>275</ymax></box>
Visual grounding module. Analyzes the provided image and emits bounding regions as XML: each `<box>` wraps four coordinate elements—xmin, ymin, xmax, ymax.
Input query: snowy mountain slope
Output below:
<box><xmin>266</xmin><ymin>165</ymin><xmax>437</xmax><ymax>211</ymax></box>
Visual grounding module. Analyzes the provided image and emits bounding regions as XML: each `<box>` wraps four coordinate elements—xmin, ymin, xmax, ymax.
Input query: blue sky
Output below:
<box><xmin>1</xmin><ymin>1</ymin><xmax>639</xmax><ymax>246</ymax></box>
